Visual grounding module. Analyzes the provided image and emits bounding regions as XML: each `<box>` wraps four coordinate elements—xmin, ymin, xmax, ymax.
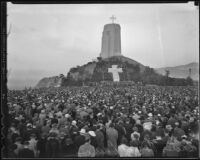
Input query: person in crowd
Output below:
<box><xmin>28</xmin><ymin>133</ymin><xmax>38</xmax><ymax>157</ymax></box>
<box><xmin>129</xmin><ymin>140</ymin><xmax>141</xmax><ymax>157</ymax></box>
<box><xmin>8</xmin><ymin>144</ymin><xmax>17</xmax><ymax>158</ymax></box>
<box><xmin>106</xmin><ymin>123</ymin><xmax>119</xmax><ymax>157</ymax></box>
<box><xmin>118</xmin><ymin>136</ymin><xmax>130</xmax><ymax>157</ymax></box>
<box><xmin>37</xmin><ymin>133</ymin><xmax>47</xmax><ymax>158</ymax></box>
<box><xmin>7</xmin><ymin>85</ymin><xmax>199</xmax><ymax>158</ymax></box>
<box><xmin>88</xmin><ymin>130</ymin><xmax>97</xmax><ymax>148</ymax></box>
<box><xmin>140</xmin><ymin>141</ymin><xmax>154</xmax><ymax>157</ymax></box>
<box><xmin>74</xmin><ymin>128</ymin><xmax>87</xmax><ymax>154</ymax></box>
<box><xmin>18</xmin><ymin>141</ymin><xmax>35</xmax><ymax>158</ymax></box>
<box><xmin>162</xmin><ymin>135</ymin><xmax>181</xmax><ymax>157</ymax></box>
<box><xmin>46</xmin><ymin>132</ymin><xmax>59</xmax><ymax>157</ymax></box>
<box><xmin>78</xmin><ymin>134</ymin><xmax>95</xmax><ymax>157</ymax></box>
<box><xmin>13</xmin><ymin>137</ymin><xmax>23</xmax><ymax>156</ymax></box>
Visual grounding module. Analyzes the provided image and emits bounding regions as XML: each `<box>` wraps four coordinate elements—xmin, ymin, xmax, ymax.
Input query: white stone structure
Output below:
<box><xmin>108</xmin><ymin>65</ymin><xmax>122</xmax><ymax>82</ymax></box>
<box><xmin>100</xmin><ymin>16</ymin><xmax>122</xmax><ymax>58</ymax></box>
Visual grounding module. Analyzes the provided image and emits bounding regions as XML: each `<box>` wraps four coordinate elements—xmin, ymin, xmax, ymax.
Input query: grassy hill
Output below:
<box><xmin>155</xmin><ymin>62</ymin><xmax>199</xmax><ymax>81</ymax></box>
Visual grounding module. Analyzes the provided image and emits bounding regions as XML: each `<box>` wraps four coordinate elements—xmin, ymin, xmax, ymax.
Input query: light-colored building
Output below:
<box><xmin>100</xmin><ymin>23</ymin><xmax>122</xmax><ymax>58</ymax></box>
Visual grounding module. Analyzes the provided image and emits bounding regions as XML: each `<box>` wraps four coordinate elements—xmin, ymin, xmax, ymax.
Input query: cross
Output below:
<box><xmin>110</xmin><ymin>15</ymin><xmax>116</xmax><ymax>23</ymax></box>
<box><xmin>108</xmin><ymin>65</ymin><xmax>122</xmax><ymax>82</ymax></box>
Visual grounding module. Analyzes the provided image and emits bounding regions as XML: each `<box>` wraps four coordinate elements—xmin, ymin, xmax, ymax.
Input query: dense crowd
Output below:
<box><xmin>6</xmin><ymin>84</ymin><xmax>199</xmax><ymax>158</ymax></box>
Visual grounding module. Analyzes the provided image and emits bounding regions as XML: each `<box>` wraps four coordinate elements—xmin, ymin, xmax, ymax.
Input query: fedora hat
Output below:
<box><xmin>79</xmin><ymin>128</ymin><xmax>86</xmax><ymax>135</ymax></box>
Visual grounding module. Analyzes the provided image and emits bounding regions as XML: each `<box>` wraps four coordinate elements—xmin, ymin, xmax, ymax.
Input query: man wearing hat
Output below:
<box><xmin>74</xmin><ymin>128</ymin><xmax>87</xmax><ymax>154</ymax></box>
<box><xmin>23</xmin><ymin>123</ymin><xmax>35</xmax><ymax>142</ymax></box>
<box><xmin>88</xmin><ymin>131</ymin><xmax>97</xmax><ymax>148</ymax></box>
<box><xmin>78</xmin><ymin>133</ymin><xmax>95</xmax><ymax>157</ymax></box>
<box><xmin>70</xmin><ymin>120</ymin><xmax>79</xmax><ymax>142</ymax></box>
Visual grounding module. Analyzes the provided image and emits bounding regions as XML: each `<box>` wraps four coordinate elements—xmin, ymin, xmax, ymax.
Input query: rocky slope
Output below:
<box><xmin>35</xmin><ymin>76</ymin><xmax>63</xmax><ymax>88</ymax></box>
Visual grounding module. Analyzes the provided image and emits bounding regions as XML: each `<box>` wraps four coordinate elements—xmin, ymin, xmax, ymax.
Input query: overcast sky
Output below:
<box><xmin>7</xmin><ymin>2</ymin><xmax>199</xmax><ymax>89</ymax></box>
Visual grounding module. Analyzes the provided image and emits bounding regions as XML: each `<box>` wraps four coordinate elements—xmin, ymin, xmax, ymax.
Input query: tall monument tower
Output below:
<box><xmin>100</xmin><ymin>15</ymin><xmax>122</xmax><ymax>59</ymax></box>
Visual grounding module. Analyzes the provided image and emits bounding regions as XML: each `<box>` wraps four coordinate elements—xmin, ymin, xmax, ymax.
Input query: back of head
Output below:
<box><xmin>130</xmin><ymin>140</ymin><xmax>139</xmax><ymax>147</ymax></box>
<box><xmin>23</xmin><ymin>141</ymin><xmax>30</xmax><ymax>147</ymax></box>
<box><xmin>109</xmin><ymin>123</ymin><xmax>114</xmax><ymax>128</ymax></box>
<box><xmin>121</xmin><ymin>137</ymin><xmax>128</xmax><ymax>145</ymax></box>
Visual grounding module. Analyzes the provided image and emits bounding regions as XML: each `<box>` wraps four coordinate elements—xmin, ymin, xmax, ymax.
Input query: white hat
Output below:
<box><xmin>65</xmin><ymin>114</ymin><xmax>70</xmax><ymax>118</ymax></box>
<box><xmin>88</xmin><ymin>131</ymin><xmax>96</xmax><ymax>137</ymax></box>
<box><xmin>156</xmin><ymin>136</ymin><xmax>162</xmax><ymax>140</ymax></box>
<box><xmin>110</xmin><ymin>106</ymin><xmax>113</xmax><ymax>109</ymax></box>
<box><xmin>157</xmin><ymin>114</ymin><xmax>161</xmax><ymax>117</ymax></box>
<box><xmin>26</xmin><ymin>123</ymin><xmax>32</xmax><ymax>127</ymax></box>
<box><xmin>148</xmin><ymin>113</ymin><xmax>153</xmax><ymax>117</ymax></box>
<box><xmin>72</xmin><ymin>120</ymin><xmax>77</xmax><ymax>126</ymax></box>
<box><xmin>79</xmin><ymin>128</ymin><xmax>86</xmax><ymax>134</ymax></box>
<box><xmin>175</xmin><ymin>122</ymin><xmax>179</xmax><ymax>126</ymax></box>
<box><xmin>15</xmin><ymin>117</ymin><xmax>19</xmax><ymax>120</ymax></box>
<box><xmin>138</xmin><ymin>111</ymin><xmax>141</xmax><ymax>114</ymax></box>
<box><xmin>97</xmin><ymin>113</ymin><xmax>102</xmax><ymax>116</ymax></box>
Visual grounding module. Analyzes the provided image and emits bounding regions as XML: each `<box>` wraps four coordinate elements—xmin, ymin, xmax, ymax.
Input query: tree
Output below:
<box><xmin>97</xmin><ymin>57</ymin><xmax>102</xmax><ymax>62</ymax></box>
<box><xmin>165</xmin><ymin>70</ymin><xmax>170</xmax><ymax>77</ymax></box>
<box><xmin>189</xmin><ymin>68</ymin><xmax>192</xmax><ymax>78</ymax></box>
<box><xmin>59</xmin><ymin>74</ymin><xmax>64</xmax><ymax>78</ymax></box>
<box><xmin>186</xmin><ymin>76</ymin><xmax>193</xmax><ymax>86</ymax></box>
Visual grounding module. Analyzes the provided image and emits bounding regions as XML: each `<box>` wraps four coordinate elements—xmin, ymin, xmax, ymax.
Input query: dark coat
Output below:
<box><xmin>46</xmin><ymin>138</ymin><xmax>59</xmax><ymax>158</ymax></box>
<box><xmin>18</xmin><ymin>148</ymin><xmax>34</xmax><ymax>158</ymax></box>
<box><xmin>95</xmin><ymin>130</ymin><xmax>104</xmax><ymax>149</ymax></box>
<box><xmin>74</xmin><ymin>134</ymin><xmax>85</xmax><ymax>151</ymax></box>
<box><xmin>153</xmin><ymin>139</ymin><xmax>165</xmax><ymax>157</ymax></box>
<box><xmin>37</xmin><ymin>138</ymin><xmax>47</xmax><ymax>158</ymax></box>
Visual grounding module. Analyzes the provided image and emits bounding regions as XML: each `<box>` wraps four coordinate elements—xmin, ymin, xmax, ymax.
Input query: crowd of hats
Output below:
<box><xmin>6</xmin><ymin>85</ymin><xmax>199</xmax><ymax>158</ymax></box>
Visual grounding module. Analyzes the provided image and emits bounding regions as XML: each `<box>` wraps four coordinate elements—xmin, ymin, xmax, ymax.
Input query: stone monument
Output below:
<box><xmin>100</xmin><ymin>15</ymin><xmax>122</xmax><ymax>59</ymax></box>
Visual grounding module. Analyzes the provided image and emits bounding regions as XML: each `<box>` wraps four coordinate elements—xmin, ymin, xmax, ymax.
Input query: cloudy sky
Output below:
<box><xmin>7</xmin><ymin>2</ymin><xmax>199</xmax><ymax>89</ymax></box>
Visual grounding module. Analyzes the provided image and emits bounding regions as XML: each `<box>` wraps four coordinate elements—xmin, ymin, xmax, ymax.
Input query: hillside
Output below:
<box><xmin>35</xmin><ymin>58</ymin><xmax>195</xmax><ymax>88</ymax></box>
<box><xmin>35</xmin><ymin>75</ymin><xmax>63</xmax><ymax>88</ymax></box>
<box><xmin>62</xmin><ymin>56</ymin><xmax>146</xmax><ymax>85</ymax></box>
<box><xmin>155</xmin><ymin>62</ymin><xmax>199</xmax><ymax>81</ymax></box>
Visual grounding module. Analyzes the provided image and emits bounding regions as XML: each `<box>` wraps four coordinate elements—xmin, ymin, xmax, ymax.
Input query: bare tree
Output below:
<box><xmin>189</xmin><ymin>68</ymin><xmax>192</xmax><ymax>78</ymax></box>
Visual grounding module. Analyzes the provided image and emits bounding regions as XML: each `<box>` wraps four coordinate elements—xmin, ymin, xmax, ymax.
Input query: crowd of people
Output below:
<box><xmin>6</xmin><ymin>84</ymin><xmax>199</xmax><ymax>158</ymax></box>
